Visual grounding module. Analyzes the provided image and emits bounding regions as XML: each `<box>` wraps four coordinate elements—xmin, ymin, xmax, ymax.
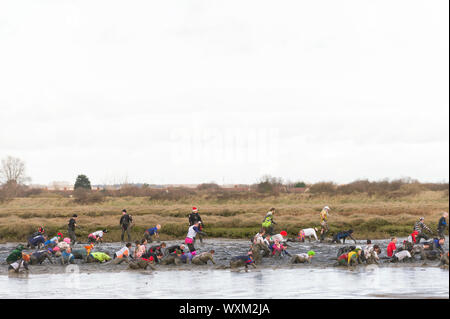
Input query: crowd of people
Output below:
<box><xmin>5</xmin><ymin>207</ymin><xmax>449</xmax><ymax>274</ymax></box>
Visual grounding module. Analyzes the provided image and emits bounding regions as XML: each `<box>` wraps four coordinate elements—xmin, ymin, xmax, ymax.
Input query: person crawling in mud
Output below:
<box><xmin>30</xmin><ymin>249</ymin><xmax>53</xmax><ymax>265</ymax></box>
<box><xmin>129</xmin><ymin>256</ymin><xmax>156</xmax><ymax>270</ymax></box>
<box><xmin>230</xmin><ymin>252</ymin><xmax>256</xmax><ymax>271</ymax></box>
<box><xmin>291</xmin><ymin>250</ymin><xmax>315</xmax><ymax>264</ymax></box>
<box><xmin>337</xmin><ymin>247</ymin><xmax>363</xmax><ymax>266</ymax></box>
<box><xmin>28</xmin><ymin>233</ymin><xmax>47</xmax><ymax>249</ymax></box>
<box><xmin>271</xmin><ymin>239</ymin><xmax>291</xmax><ymax>258</ymax></box>
<box><xmin>6</xmin><ymin>245</ymin><xmax>25</xmax><ymax>265</ymax></box>
<box><xmin>160</xmin><ymin>251</ymin><xmax>183</xmax><ymax>265</ymax></box>
<box><xmin>88</xmin><ymin>229</ymin><xmax>108</xmax><ymax>243</ymax></box>
<box><xmin>166</xmin><ymin>244</ymin><xmax>185</xmax><ymax>256</ymax></box>
<box><xmin>185</xmin><ymin>222</ymin><xmax>207</xmax><ymax>254</ymax></box>
<box><xmin>112</xmin><ymin>243</ymin><xmax>132</xmax><ymax>264</ymax></box>
<box><xmin>191</xmin><ymin>250</ymin><xmax>216</xmax><ymax>265</ymax></box>
<box><xmin>289</xmin><ymin>227</ymin><xmax>319</xmax><ymax>242</ymax></box>
<box><xmin>331</xmin><ymin>230</ymin><xmax>356</xmax><ymax>244</ymax></box>
<box><xmin>44</xmin><ymin>232</ymin><xmax>63</xmax><ymax>248</ymax></box>
<box><xmin>419</xmin><ymin>239</ymin><xmax>446</xmax><ymax>261</ymax></box>
<box><xmin>143</xmin><ymin>224</ymin><xmax>161</xmax><ymax>243</ymax></box>
<box><xmin>8</xmin><ymin>254</ymin><xmax>30</xmax><ymax>274</ymax></box>
<box><xmin>61</xmin><ymin>247</ymin><xmax>75</xmax><ymax>265</ymax></box>
<box><xmin>261</xmin><ymin>208</ymin><xmax>277</xmax><ymax>235</ymax></box>
<box><xmin>86</xmin><ymin>252</ymin><xmax>112</xmax><ymax>263</ymax></box>
<box><xmin>271</xmin><ymin>231</ymin><xmax>288</xmax><ymax>243</ymax></box>
<box><xmin>363</xmin><ymin>241</ymin><xmax>381</xmax><ymax>264</ymax></box>
<box><xmin>72</xmin><ymin>244</ymin><xmax>95</xmax><ymax>262</ymax></box>
<box><xmin>148</xmin><ymin>242</ymin><xmax>166</xmax><ymax>255</ymax></box>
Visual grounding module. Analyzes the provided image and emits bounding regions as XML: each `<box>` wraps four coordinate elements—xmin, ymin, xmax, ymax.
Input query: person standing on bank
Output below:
<box><xmin>189</xmin><ymin>207</ymin><xmax>204</xmax><ymax>243</ymax></box>
<box><xmin>120</xmin><ymin>209</ymin><xmax>133</xmax><ymax>242</ymax></box>
<box><xmin>68</xmin><ymin>214</ymin><xmax>78</xmax><ymax>244</ymax></box>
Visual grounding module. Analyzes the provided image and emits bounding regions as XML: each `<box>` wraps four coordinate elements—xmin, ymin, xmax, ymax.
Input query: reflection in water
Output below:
<box><xmin>0</xmin><ymin>267</ymin><xmax>448</xmax><ymax>299</ymax></box>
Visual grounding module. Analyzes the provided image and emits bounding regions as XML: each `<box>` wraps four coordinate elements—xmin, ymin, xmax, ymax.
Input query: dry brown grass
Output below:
<box><xmin>0</xmin><ymin>190</ymin><xmax>448</xmax><ymax>242</ymax></box>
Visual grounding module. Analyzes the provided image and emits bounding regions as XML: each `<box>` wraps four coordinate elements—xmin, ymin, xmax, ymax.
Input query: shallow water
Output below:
<box><xmin>1</xmin><ymin>266</ymin><xmax>448</xmax><ymax>299</ymax></box>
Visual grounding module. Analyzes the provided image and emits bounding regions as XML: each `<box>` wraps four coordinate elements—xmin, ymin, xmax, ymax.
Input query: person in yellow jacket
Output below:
<box><xmin>347</xmin><ymin>247</ymin><xmax>362</xmax><ymax>266</ymax></box>
<box><xmin>87</xmin><ymin>252</ymin><xmax>112</xmax><ymax>263</ymax></box>
<box><xmin>319</xmin><ymin>206</ymin><xmax>330</xmax><ymax>242</ymax></box>
<box><xmin>261</xmin><ymin>208</ymin><xmax>276</xmax><ymax>235</ymax></box>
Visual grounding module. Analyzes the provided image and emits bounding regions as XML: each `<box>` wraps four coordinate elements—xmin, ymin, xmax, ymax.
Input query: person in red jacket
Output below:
<box><xmin>387</xmin><ymin>237</ymin><xmax>397</xmax><ymax>257</ymax></box>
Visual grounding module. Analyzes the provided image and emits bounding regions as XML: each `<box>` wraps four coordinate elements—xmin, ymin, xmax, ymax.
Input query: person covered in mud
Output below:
<box><xmin>407</xmin><ymin>230</ymin><xmax>420</xmax><ymax>244</ymax></box>
<box><xmin>418</xmin><ymin>241</ymin><xmax>441</xmax><ymax>261</ymax></box>
<box><xmin>129</xmin><ymin>256</ymin><xmax>156</xmax><ymax>270</ymax></box>
<box><xmin>27</xmin><ymin>233</ymin><xmax>47</xmax><ymax>249</ymax></box>
<box><xmin>437</xmin><ymin>212</ymin><xmax>448</xmax><ymax>238</ymax></box>
<box><xmin>148</xmin><ymin>242</ymin><xmax>166</xmax><ymax>255</ymax></box>
<box><xmin>191</xmin><ymin>250</ymin><xmax>216</xmax><ymax>265</ymax></box>
<box><xmin>8</xmin><ymin>254</ymin><xmax>30</xmax><ymax>274</ymax></box>
<box><xmin>414</xmin><ymin>217</ymin><xmax>433</xmax><ymax>243</ymax></box>
<box><xmin>252</xmin><ymin>232</ymin><xmax>271</xmax><ymax>258</ymax></box>
<box><xmin>319</xmin><ymin>206</ymin><xmax>330</xmax><ymax>242</ymax></box>
<box><xmin>261</xmin><ymin>208</ymin><xmax>276</xmax><ymax>235</ymax></box>
<box><xmin>432</xmin><ymin>237</ymin><xmax>445</xmax><ymax>254</ymax></box>
<box><xmin>87</xmin><ymin>251</ymin><xmax>112</xmax><ymax>263</ymax></box>
<box><xmin>57</xmin><ymin>238</ymin><xmax>72</xmax><ymax>252</ymax></box>
<box><xmin>440</xmin><ymin>252</ymin><xmax>449</xmax><ymax>267</ymax></box>
<box><xmin>72</xmin><ymin>244</ymin><xmax>95</xmax><ymax>262</ymax></box>
<box><xmin>331</xmin><ymin>229</ymin><xmax>356</xmax><ymax>244</ymax></box>
<box><xmin>112</xmin><ymin>243</ymin><xmax>132</xmax><ymax>264</ymax></box>
<box><xmin>347</xmin><ymin>247</ymin><xmax>363</xmax><ymax>266</ymax></box>
<box><xmin>364</xmin><ymin>244</ymin><xmax>381</xmax><ymax>264</ymax></box>
<box><xmin>6</xmin><ymin>245</ymin><xmax>26</xmax><ymax>264</ymax></box>
<box><xmin>291</xmin><ymin>250</ymin><xmax>315</xmax><ymax>264</ymax></box>
<box><xmin>88</xmin><ymin>229</ymin><xmax>108</xmax><ymax>243</ymax></box>
<box><xmin>120</xmin><ymin>209</ymin><xmax>133</xmax><ymax>242</ymax></box>
<box><xmin>68</xmin><ymin>214</ymin><xmax>78</xmax><ymax>244</ymax></box>
<box><xmin>160</xmin><ymin>250</ymin><xmax>183</xmax><ymax>265</ymax></box>
<box><xmin>30</xmin><ymin>249</ymin><xmax>53</xmax><ymax>265</ymax></box>
<box><xmin>189</xmin><ymin>207</ymin><xmax>205</xmax><ymax>243</ymax></box>
<box><xmin>185</xmin><ymin>222</ymin><xmax>207</xmax><ymax>253</ymax></box>
<box><xmin>61</xmin><ymin>247</ymin><xmax>75</xmax><ymax>265</ymax></box>
<box><xmin>230</xmin><ymin>252</ymin><xmax>256</xmax><ymax>271</ymax></box>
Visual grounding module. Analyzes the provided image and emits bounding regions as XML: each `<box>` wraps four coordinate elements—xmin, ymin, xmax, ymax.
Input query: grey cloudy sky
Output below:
<box><xmin>0</xmin><ymin>0</ymin><xmax>448</xmax><ymax>185</ymax></box>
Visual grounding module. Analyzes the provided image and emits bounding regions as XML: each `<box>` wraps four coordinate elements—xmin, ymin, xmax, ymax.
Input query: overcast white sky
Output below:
<box><xmin>0</xmin><ymin>0</ymin><xmax>448</xmax><ymax>185</ymax></box>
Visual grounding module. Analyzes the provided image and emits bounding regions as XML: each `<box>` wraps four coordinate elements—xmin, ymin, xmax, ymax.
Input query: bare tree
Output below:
<box><xmin>0</xmin><ymin>156</ymin><xmax>31</xmax><ymax>184</ymax></box>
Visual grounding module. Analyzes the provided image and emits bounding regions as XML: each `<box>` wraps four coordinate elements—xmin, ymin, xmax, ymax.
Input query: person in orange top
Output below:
<box><xmin>112</xmin><ymin>243</ymin><xmax>132</xmax><ymax>264</ymax></box>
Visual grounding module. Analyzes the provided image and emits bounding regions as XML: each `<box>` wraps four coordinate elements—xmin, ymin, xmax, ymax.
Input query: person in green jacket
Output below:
<box><xmin>6</xmin><ymin>245</ymin><xmax>25</xmax><ymax>264</ymax></box>
<box><xmin>86</xmin><ymin>252</ymin><xmax>112</xmax><ymax>263</ymax></box>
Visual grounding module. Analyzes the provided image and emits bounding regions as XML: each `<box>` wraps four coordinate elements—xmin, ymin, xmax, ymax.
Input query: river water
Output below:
<box><xmin>1</xmin><ymin>266</ymin><xmax>448</xmax><ymax>299</ymax></box>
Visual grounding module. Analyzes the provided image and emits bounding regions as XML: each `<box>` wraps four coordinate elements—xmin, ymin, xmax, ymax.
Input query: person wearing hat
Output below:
<box><xmin>291</xmin><ymin>250</ymin><xmax>315</xmax><ymax>264</ymax></box>
<box><xmin>119</xmin><ymin>209</ymin><xmax>133</xmax><ymax>242</ymax></box>
<box><xmin>68</xmin><ymin>214</ymin><xmax>78</xmax><ymax>244</ymax></box>
<box><xmin>319</xmin><ymin>206</ymin><xmax>330</xmax><ymax>242</ymax></box>
<box><xmin>271</xmin><ymin>231</ymin><xmax>288</xmax><ymax>243</ymax></box>
<box><xmin>189</xmin><ymin>207</ymin><xmax>205</xmax><ymax>243</ymax></box>
<box><xmin>437</xmin><ymin>212</ymin><xmax>448</xmax><ymax>238</ymax></box>
<box><xmin>88</xmin><ymin>229</ymin><xmax>108</xmax><ymax>243</ymax></box>
<box><xmin>414</xmin><ymin>217</ymin><xmax>433</xmax><ymax>243</ymax></box>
